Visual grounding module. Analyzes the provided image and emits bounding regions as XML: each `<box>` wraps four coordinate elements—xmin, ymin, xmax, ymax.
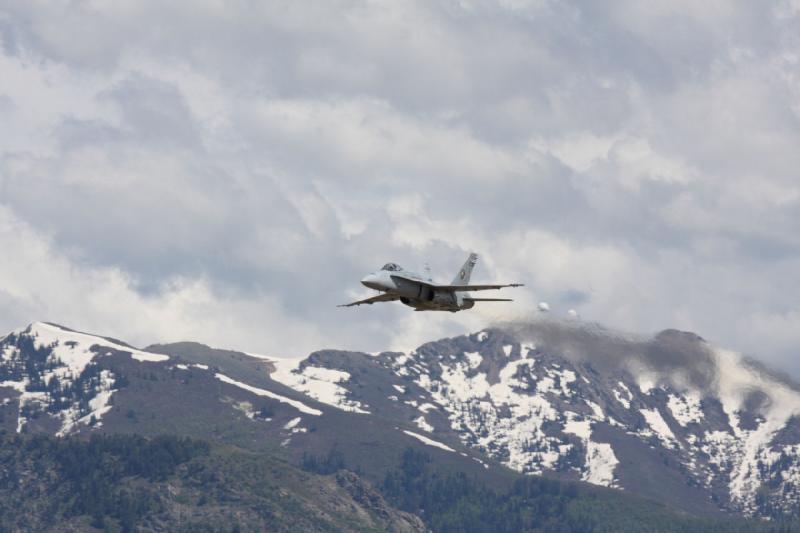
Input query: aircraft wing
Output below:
<box><xmin>389</xmin><ymin>275</ymin><xmax>522</xmax><ymax>293</ymax></box>
<box><xmin>463</xmin><ymin>297</ymin><xmax>514</xmax><ymax>302</ymax></box>
<box><xmin>337</xmin><ymin>293</ymin><xmax>399</xmax><ymax>307</ymax></box>
<box><xmin>437</xmin><ymin>283</ymin><xmax>524</xmax><ymax>292</ymax></box>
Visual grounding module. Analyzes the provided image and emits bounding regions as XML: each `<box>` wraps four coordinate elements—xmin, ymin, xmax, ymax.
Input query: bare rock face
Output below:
<box><xmin>335</xmin><ymin>470</ymin><xmax>427</xmax><ymax>532</ymax></box>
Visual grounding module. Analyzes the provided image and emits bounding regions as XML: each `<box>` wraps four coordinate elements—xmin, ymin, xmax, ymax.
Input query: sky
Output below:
<box><xmin>1</xmin><ymin>1</ymin><xmax>799</xmax><ymax>377</ymax></box>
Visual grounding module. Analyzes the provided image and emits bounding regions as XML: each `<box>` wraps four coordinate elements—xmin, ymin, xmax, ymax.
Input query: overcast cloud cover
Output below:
<box><xmin>1</xmin><ymin>1</ymin><xmax>799</xmax><ymax>375</ymax></box>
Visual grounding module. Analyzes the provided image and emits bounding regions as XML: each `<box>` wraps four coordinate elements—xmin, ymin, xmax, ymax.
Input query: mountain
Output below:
<box><xmin>267</xmin><ymin>320</ymin><xmax>800</xmax><ymax>520</ymax></box>
<box><xmin>0</xmin><ymin>320</ymin><xmax>798</xmax><ymax>530</ymax></box>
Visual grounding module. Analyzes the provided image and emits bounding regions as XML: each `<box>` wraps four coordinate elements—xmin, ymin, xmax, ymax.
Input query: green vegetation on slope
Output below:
<box><xmin>0</xmin><ymin>432</ymin><xmax>422</xmax><ymax>533</ymax></box>
<box><xmin>3</xmin><ymin>431</ymin><xmax>799</xmax><ymax>533</ymax></box>
<box><xmin>377</xmin><ymin>447</ymin><xmax>800</xmax><ymax>533</ymax></box>
<box><xmin>0</xmin><ymin>432</ymin><xmax>209</xmax><ymax>531</ymax></box>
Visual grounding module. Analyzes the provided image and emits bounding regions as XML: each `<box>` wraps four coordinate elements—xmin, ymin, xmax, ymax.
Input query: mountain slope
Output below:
<box><xmin>0</xmin><ymin>432</ymin><xmax>424</xmax><ymax>532</ymax></box>
<box><xmin>264</xmin><ymin>321</ymin><xmax>800</xmax><ymax>520</ymax></box>
<box><xmin>0</xmin><ymin>322</ymin><xmax>504</xmax><ymax>487</ymax></box>
<box><xmin>1</xmin><ymin>320</ymin><xmax>799</xmax><ymax>526</ymax></box>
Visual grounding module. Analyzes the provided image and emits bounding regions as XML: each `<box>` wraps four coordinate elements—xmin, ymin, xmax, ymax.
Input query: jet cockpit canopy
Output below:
<box><xmin>380</xmin><ymin>263</ymin><xmax>402</xmax><ymax>272</ymax></box>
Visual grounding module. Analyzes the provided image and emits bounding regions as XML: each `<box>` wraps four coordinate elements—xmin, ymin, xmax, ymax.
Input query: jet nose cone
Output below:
<box><xmin>361</xmin><ymin>273</ymin><xmax>382</xmax><ymax>290</ymax></box>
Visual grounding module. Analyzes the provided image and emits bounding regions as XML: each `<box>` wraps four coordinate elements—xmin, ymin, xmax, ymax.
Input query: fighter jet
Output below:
<box><xmin>339</xmin><ymin>253</ymin><xmax>523</xmax><ymax>312</ymax></box>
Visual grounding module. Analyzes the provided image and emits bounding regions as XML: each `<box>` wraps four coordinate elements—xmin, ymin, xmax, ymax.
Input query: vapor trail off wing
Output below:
<box><xmin>338</xmin><ymin>293</ymin><xmax>399</xmax><ymax>307</ymax></box>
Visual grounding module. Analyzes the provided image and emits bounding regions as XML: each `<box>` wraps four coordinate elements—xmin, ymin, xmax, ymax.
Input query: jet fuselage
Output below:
<box><xmin>338</xmin><ymin>254</ymin><xmax>521</xmax><ymax>312</ymax></box>
<box><xmin>360</xmin><ymin>268</ymin><xmax>472</xmax><ymax>312</ymax></box>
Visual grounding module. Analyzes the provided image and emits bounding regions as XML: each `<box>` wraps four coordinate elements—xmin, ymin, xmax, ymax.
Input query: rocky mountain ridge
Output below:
<box><xmin>1</xmin><ymin>320</ymin><xmax>798</xmax><ymax>522</ymax></box>
<box><xmin>266</xmin><ymin>322</ymin><xmax>800</xmax><ymax>519</ymax></box>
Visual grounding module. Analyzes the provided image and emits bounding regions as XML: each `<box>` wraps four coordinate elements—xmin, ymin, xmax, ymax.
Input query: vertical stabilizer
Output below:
<box><xmin>452</xmin><ymin>253</ymin><xmax>478</xmax><ymax>285</ymax></box>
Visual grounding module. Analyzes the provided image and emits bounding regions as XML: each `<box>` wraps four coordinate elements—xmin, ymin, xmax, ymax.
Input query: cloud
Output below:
<box><xmin>1</xmin><ymin>1</ymin><xmax>799</xmax><ymax>375</ymax></box>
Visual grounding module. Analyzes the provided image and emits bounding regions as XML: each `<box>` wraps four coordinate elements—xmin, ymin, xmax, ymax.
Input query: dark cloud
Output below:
<box><xmin>501</xmin><ymin>319</ymin><xmax>719</xmax><ymax>391</ymax></box>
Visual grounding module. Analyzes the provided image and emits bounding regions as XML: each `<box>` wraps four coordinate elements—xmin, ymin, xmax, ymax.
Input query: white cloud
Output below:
<box><xmin>1</xmin><ymin>1</ymin><xmax>800</xmax><ymax>377</ymax></box>
<box><xmin>0</xmin><ymin>205</ymin><xmax>321</xmax><ymax>354</ymax></box>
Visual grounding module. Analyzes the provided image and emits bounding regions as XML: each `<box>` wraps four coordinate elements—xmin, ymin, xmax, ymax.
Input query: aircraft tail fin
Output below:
<box><xmin>452</xmin><ymin>253</ymin><xmax>478</xmax><ymax>285</ymax></box>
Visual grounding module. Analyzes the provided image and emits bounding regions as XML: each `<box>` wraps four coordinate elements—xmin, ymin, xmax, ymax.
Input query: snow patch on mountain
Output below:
<box><xmin>709</xmin><ymin>348</ymin><xmax>800</xmax><ymax>513</ymax></box>
<box><xmin>564</xmin><ymin>413</ymin><xmax>619</xmax><ymax>486</ymax></box>
<box><xmin>613</xmin><ymin>382</ymin><xmax>632</xmax><ymax>409</ymax></box>
<box><xmin>215</xmin><ymin>373</ymin><xmax>322</xmax><ymax>416</ymax></box>
<box><xmin>0</xmin><ymin>380</ymin><xmax>25</xmax><ymax>393</ymax></box>
<box><xmin>520</xmin><ymin>343</ymin><xmax>536</xmax><ymax>356</ymax></box>
<box><xmin>29</xmin><ymin>322</ymin><xmax>168</xmax><ymax>364</ymax></box>
<box><xmin>244</xmin><ymin>352</ymin><xmax>275</xmax><ymax>361</ymax></box>
<box><xmin>25</xmin><ymin>322</ymin><xmax>101</xmax><ymax>375</ymax></box>
<box><xmin>418</xmin><ymin>402</ymin><xmax>436</xmax><ymax>413</ymax></box>
<box><xmin>270</xmin><ymin>359</ymin><xmax>370</xmax><ymax>414</ymax></box>
<box><xmin>56</xmin><ymin>369</ymin><xmax>116</xmax><ymax>436</ymax></box>
<box><xmin>667</xmin><ymin>393</ymin><xmax>703</xmax><ymax>426</ymax></box>
<box><xmin>464</xmin><ymin>351</ymin><xmax>482</xmax><ymax>369</ymax></box>
<box><xmin>563</xmin><ymin>417</ymin><xmax>592</xmax><ymax>440</ymax></box>
<box><xmin>231</xmin><ymin>400</ymin><xmax>258</xmax><ymax>420</ymax></box>
<box><xmin>639</xmin><ymin>408</ymin><xmax>677</xmax><ymax>447</ymax></box>
<box><xmin>584</xmin><ymin>442</ymin><xmax>619</xmax><ymax>486</ymax></box>
<box><xmin>0</xmin><ymin>322</ymin><xmax>145</xmax><ymax>435</ymax></box>
<box><xmin>586</xmin><ymin>400</ymin><xmax>605</xmax><ymax>420</ymax></box>
<box><xmin>407</xmin><ymin>348</ymin><xmax>578</xmax><ymax>476</ymax></box>
<box><xmin>131</xmin><ymin>351</ymin><xmax>169</xmax><ymax>362</ymax></box>
<box><xmin>403</xmin><ymin>430</ymin><xmax>455</xmax><ymax>452</ymax></box>
<box><xmin>414</xmin><ymin>415</ymin><xmax>434</xmax><ymax>432</ymax></box>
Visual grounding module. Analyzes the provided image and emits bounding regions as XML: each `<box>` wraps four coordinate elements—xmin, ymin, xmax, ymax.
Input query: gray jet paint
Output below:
<box><xmin>339</xmin><ymin>253</ymin><xmax>523</xmax><ymax>312</ymax></box>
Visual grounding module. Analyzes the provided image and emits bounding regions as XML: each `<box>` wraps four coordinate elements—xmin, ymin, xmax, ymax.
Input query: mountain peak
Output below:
<box><xmin>0</xmin><ymin>321</ymin><xmax>170</xmax><ymax>436</ymax></box>
<box><xmin>261</xmin><ymin>322</ymin><xmax>800</xmax><ymax>518</ymax></box>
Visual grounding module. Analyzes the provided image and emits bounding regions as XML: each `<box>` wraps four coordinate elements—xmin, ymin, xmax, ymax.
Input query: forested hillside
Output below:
<box><xmin>0</xmin><ymin>432</ymin><xmax>423</xmax><ymax>532</ymax></box>
<box><xmin>3</xmin><ymin>432</ymin><xmax>799</xmax><ymax>532</ymax></box>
